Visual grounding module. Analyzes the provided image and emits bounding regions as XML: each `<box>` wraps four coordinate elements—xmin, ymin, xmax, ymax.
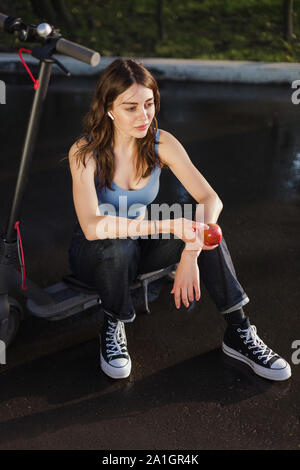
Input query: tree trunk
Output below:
<box><xmin>283</xmin><ymin>0</ymin><xmax>293</xmax><ymax>41</ymax></box>
<box><xmin>30</xmin><ymin>0</ymin><xmax>57</xmax><ymax>24</ymax></box>
<box><xmin>31</xmin><ymin>0</ymin><xmax>77</xmax><ymax>28</ymax></box>
<box><xmin>52</xmin><ymin>0</ymin><xmax>78</xmax><ymax>28</ymax></box>
<box><xmin>156</xmin><ymin>0</ymin><xmax>166</xmax><ymax>41</ymax></box>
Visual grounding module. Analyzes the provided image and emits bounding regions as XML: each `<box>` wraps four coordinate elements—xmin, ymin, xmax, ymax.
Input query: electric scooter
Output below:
<box><xmin>0</xmin><ymin>13</ymin><xmax>177</xmax><ymax>348</ymax></box>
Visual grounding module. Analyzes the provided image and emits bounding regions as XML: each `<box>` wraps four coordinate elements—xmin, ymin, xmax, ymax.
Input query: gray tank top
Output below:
<box><xmin>94</xmin><ymin>128</ymin><xmax>161</xmax><ymax>219</ymax></box>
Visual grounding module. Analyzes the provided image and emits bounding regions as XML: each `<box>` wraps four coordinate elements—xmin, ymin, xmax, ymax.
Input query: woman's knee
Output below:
<box><xmin>71</xmin><ymin>237</ymin><xmax>140</xmax><ymax>282</ymax></box>
<box><xmin>98</xmin><ymin>237</ymin><xmax>141</xmax><ymax>265</ymax></box>
<box><xmin>92</xmin><ymin>238</ymin><xmax>141</xmax><ymax>288</ymax></box>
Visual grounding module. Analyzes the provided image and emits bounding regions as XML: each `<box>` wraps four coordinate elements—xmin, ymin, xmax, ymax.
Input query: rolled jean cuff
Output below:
<box><xmin>102</xmin><ymin>306</ymin><xmax>136</xmax><ymax>323</ymax></box>
<box><xmin>219</xmin><ymin>296</ymin><xmax>250</xmax><ymax>314</ymax></box>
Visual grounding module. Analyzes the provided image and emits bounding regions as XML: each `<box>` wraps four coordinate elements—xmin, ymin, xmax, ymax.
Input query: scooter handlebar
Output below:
<box><xmin>55</xmin><ymin>37</ymin><xmax>100</xmax><ymax>66</ymax></box>
<box><xmin>0</xmin><ymin>12</ymin><xmax>100</xmax><ymax>66</ymax></box>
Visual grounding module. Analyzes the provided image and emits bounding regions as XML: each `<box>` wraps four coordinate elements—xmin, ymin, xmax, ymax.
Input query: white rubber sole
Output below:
<box><xmin>222</xmin><ymin>342</ymin><xmax>291</xmax><ymax>381</ymax></box>
<box><xmin>100</xmin><ymin>351</ymin><xmax>132</xmax><ymax>379</ymax></box>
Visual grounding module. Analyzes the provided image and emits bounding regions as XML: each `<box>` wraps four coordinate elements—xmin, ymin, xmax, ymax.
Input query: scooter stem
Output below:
<box><xmin>5</xmin><ymin>58</ymin><xmax>53</xmax><ymax>242</ymax></box>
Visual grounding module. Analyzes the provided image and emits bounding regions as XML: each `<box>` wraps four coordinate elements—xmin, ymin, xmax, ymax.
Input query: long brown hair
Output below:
<box><xmin>66</xmin><ymin>58</ymin><xmax>167</xmax><ymax>192</ymax></box>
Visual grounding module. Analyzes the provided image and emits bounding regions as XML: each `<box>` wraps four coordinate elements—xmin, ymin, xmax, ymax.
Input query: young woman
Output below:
<box><xmin>67</xmin><ymin>58</ymin><xmax>291</xmax><ymax>382</ymax></box>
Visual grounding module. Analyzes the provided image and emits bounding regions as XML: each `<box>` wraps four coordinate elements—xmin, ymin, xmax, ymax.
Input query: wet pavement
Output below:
<box><xmin>0</xmin><ymin>76</ymin><xmax>299</xmax><ymax>449</ymax></box>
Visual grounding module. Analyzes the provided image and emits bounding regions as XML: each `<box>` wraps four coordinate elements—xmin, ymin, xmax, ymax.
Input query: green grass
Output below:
<box><xmin>1</xmin><ymin>0</ymin><xmax>300</xmax><ymax>62</ymax></box>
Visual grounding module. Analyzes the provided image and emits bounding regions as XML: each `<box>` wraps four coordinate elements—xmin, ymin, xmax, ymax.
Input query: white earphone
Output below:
<box><xmin>107</xmin><ymin>111</ymin><xmax>115</xmax><ymax>120</ymax></box>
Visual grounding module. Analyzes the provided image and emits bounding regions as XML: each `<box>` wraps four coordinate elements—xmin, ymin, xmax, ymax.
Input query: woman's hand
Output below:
<box><xmin>172</xmin><ymin>218</ymin><xmax>209</xmax><ymax>253</ymax></box>
<box><xmin>170</xmin><ymin>239</ymin><xmax>220</xmax><ymax>309</ymax></box>
<box><xmin>170</xmin><ymin>252</ymin><xmax>200</xmax><ymax>309</ymax></box>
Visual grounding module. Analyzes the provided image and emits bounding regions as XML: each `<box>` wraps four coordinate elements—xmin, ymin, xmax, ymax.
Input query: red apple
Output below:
<box><xmin>204</xmin><ymin>223</ymin><xmax>222</xmax><ymax>246</ymax></box>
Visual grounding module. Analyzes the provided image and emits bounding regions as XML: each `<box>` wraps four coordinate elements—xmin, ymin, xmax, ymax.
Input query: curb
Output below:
<box><xmin>1</xmin><ymin>53</ymin><xmax>300</xmax><ymax>84</ymax></box>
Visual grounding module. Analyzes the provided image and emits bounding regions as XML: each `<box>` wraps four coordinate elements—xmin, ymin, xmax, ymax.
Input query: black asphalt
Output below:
<box><xmin>0</xmin><ymin>77</ymin><xmax>299</xmax><ymax>449</ymax></box>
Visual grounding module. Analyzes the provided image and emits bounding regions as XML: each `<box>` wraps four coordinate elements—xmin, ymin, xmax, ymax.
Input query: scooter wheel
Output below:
<box><xmin>0</xmin><ymin>298</ymin><xmax>24</xmax><ymax>348</ymax></box>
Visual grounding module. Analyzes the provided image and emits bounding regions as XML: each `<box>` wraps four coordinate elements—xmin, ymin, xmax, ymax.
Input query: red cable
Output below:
<box><xmin>18</xmin><ymin>48</ymin><xmax>40</xmax><ymax>90</ymax></box>
<box><xmin>14</xmin><ymin>221</ymin><xmax>27</xmax><ymax>290</ymax></box>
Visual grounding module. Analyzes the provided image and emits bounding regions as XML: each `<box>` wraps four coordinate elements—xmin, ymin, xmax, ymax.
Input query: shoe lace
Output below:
<box><xmin>106</xmin><ymin>319</ymin><xmax>127</xmax><ymax>359</ymax></box>
<box><xmin>238</xmin><ymin>324</ymin><xmax>277</xmax><ymax>364</ymax></box>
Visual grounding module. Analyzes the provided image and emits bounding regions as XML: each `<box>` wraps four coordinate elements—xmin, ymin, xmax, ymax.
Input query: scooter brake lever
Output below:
<box><xmin>52</xmin><ymin>56</ymin><xmax>71</xmax><ymax>76</ymax></box>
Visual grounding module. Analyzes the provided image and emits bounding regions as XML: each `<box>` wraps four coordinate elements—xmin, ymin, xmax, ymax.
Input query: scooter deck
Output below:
<box><xmin>26</xmin><ymin>264</ymin><xmax>178</xmax><ymax>321</ymax></box>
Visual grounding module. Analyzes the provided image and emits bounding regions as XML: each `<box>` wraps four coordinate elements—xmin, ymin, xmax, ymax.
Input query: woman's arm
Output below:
<box><xmin>157</xmin><ymin>130</ymin><xmax>222</xmax><ymax>204</ymax></box>
<box><xmin>157</xmin><ymin>130</ymin><xmax>224</xmax><ymax>308</ymax></box>
<box><xmin>88</xmin><ymin>215</ymin><xmax>173</xmax><ymax>241</ymax></box>
<box><xmin>157</xmin><ymin>130</ymin><xmax>223</xmax><ymax>257</ymax></box>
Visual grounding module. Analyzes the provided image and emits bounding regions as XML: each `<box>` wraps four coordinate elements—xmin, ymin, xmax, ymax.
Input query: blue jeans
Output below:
<box><xmin>68</xmin><ymin>222</ymin><xmax>249</xmax><ymax>323</ymax></box>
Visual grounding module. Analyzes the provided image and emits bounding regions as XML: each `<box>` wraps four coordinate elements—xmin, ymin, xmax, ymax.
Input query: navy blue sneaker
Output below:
<box><xmin>99</xmin><ymin>315</ymin><xmax>131</xmax><ymax>379</ymax></box>
<box><xmin>222</xmin><ymin>317</ymin><xmax>291</xmax><ymax>381</ymax></box>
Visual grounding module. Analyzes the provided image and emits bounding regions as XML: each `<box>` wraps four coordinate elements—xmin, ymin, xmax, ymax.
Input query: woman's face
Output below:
<box><xmin>110</xmin><ymin>83</ymin><xmax>155</xmax><ymax>138</ymax></box>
